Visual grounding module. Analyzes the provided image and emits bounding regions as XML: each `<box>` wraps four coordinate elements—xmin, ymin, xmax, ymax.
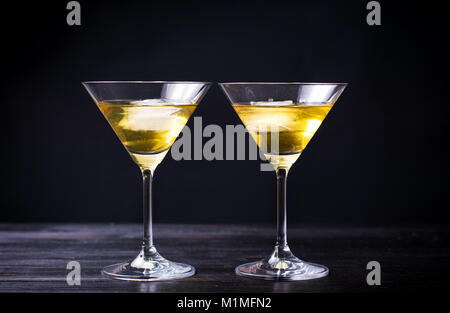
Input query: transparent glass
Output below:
<box><xmin>83</xmin><ymin>81</ymin><xmax>211</xmax><ymax>281</ymax></box>
<box><xmin>220</xmin><ymin>82</ymin><xmax>347</xmax><ymax>281</ymax></box>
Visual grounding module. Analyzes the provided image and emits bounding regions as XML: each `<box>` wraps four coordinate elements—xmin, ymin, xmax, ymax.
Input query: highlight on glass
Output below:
<box><xmin>83</xmin><ymin>81</ymin><xmax>211</xmax><ymax>281</ymax></box>
<box><xmin>220</xmin><ymin>82</ymin><xmax>347</xmax><ymax>280</ymax></box>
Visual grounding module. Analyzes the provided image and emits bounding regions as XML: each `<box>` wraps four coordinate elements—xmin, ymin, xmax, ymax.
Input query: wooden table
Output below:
<box><xmin>0</xmin><ymin>224</ymin><xmax>448</xmax><ymax>292</ymax></box>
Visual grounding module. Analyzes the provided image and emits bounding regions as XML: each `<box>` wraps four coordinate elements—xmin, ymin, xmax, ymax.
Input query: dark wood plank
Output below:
<box><xmin>0</xmin><ymin>224</ymin><xmax>448</xmax><ymax>292</ymax></box>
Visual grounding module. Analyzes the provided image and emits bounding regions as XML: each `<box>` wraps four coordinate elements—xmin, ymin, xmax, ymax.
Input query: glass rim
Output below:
<box><xmin>82</xmin><ymin>80</ymin><xmax>213</xmax><ymax>85</ymax></box>
<box><xmin>219</xmin><ymin>82</ymin><xmax>348</xmax><ymax>86</ymax></box>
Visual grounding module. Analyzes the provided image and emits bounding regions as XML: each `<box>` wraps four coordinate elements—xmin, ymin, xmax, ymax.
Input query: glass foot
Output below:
<box><xmin>235</xmin><ymin>245</ymin><xmax>328</xmax><ymax>281</ymax></box>
<box><xmin>102</xmin><ymin>246</ymin><xmax>195</xmax><ymax>281</ymax></box>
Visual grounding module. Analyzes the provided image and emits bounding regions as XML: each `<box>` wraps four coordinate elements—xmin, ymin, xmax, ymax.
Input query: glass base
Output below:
<box><xmin>102</xmin><ymin>246</ymin><xmax>195</xmax><ymax>281</ymax></box>
<box><xmin>235</xmin><ymin>245</ymin><xmax>328</xmax><ymax>281</ymax></box>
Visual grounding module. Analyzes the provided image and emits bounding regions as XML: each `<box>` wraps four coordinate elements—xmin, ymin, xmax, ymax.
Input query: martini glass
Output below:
<box><xmin>220</xmin><ymin>82</ymin><xmax>346</xmax><ymax>280</ymax></box>
<box><xmin>83</xmin><ymin>81</ymin><xmax>210</xmax><ymax>281</ymax></box>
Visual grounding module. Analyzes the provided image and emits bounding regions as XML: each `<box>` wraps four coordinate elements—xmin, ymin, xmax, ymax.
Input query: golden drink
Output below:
<box><xmin>98</xmin><ymin>100</ymin><xmax>196</xmax><ymax>170</ymax></box>
<box><xmin>232</xmin><ymin>103</ymin><xmax>333</xmax><ymax>170</ymax></box>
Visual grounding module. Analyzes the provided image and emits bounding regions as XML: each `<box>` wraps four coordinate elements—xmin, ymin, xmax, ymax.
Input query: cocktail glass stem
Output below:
<box><xmin>269</xmin><ymin>168</ymin><xmax>297</xmax><ymax>265</ymax></box>
<box><xmin>276</xmin><ymin>168</ymin><xmax>288</xmax><ymax>250</ymax></box>
<box><xmin>142</xmin><ymin>168</ymin><xmax>154</xmax><ymax>254</ymax></box>
<box><xmin>234</xmin><ymin>165</ymin><xmax>328</xmax><ymax>279</ymax></box>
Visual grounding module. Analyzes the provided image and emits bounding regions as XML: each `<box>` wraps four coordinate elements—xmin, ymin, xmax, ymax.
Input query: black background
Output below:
<box><xmin>1</xmin><ymin>0</ymin><xmax>448</xmax><ymax>224</ymax></box>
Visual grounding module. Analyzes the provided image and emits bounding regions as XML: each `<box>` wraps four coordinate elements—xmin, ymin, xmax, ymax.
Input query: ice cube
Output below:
<box><xmin>250</xmin><ymin>100</ymin><xmax>293</xmax><ymax>106</ymax></box>
<box><xmin>118</xmin><ymin>106</ymin><xmax>185</xmax><ymax>131</ymax></box>
<box><xmin>130</xmin><ymin>99</ymin><xmax>167</xmax><ymax>106</ymax></box>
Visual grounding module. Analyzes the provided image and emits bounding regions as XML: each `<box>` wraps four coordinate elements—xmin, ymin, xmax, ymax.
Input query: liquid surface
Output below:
<box><xmin>98</xmin><ymin>99</ymin><xmax>196</xmax><ymax>170</ymax></box>
<box><xmin>232</xmin><ymin>103</ymin><xmax>333</xmax><ymax>170</ymax></box>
